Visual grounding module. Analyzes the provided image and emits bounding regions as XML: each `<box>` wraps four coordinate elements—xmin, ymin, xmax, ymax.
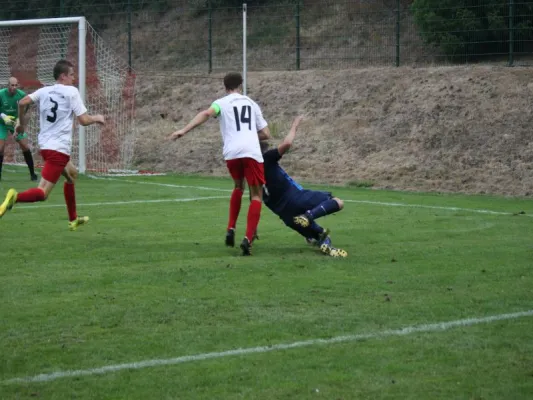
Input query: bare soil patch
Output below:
<box><xmin>135</xmin><ymin>65</ymin><xmax>533</xmax><ymax>196</ymax></box>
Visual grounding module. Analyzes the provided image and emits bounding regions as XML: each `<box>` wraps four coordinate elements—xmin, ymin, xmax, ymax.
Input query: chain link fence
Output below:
<box><xmin>2</xmin><ymin>0</ymin><xmax>532</xmax><ymax>74</ymax></box>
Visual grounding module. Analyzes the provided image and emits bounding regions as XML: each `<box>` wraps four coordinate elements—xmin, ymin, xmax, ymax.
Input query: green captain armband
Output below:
<box><xmin>211</xmin><ymin>102</ymin><xmax>221</xmax><ymax>116</ymax></box>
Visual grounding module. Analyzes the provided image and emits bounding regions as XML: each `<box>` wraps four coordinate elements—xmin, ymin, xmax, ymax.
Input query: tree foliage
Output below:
<box><xmin>411</xmin><ymin>0</ymin><xmax>533</xmax><ymax>59</ymax></box>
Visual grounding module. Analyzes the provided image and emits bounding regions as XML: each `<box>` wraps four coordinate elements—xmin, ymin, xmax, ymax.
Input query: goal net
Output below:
<box><xmin>0</xmin><ymin>17</ymin><xmax>136</xmax><ymax>174</ymax></box>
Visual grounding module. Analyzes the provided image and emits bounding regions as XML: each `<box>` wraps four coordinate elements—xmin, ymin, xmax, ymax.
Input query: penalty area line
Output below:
<box><xmin>5</xmin><ymin>309</ymin><xmax>533</xmax><ymax>384</ymax></box>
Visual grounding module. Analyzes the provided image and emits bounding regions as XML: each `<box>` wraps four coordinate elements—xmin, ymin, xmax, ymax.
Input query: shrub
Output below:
<box><xmin>411</xmin><ymin>0</ymin><xmax>533</xmax><ymax>60</ymax></box>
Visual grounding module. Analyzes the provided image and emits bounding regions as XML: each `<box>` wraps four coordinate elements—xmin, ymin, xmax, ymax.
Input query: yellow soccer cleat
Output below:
<box><xmin>320</xmin><ymin>242</ymin><xmax>332</xmax><ymax>255</ymax></box>
<box><xmin>329</xmin><ymin>248</ymin><xmax>348</xmax><ymax>258</ymax></box>
<box><xmin>293</xmin><ymin>212</ymin><xmax>311</xmax><ymax>228</ymax></box>
<box><xmin>0</xmin><ymin>188</ymin><xmax>17</xmax><ymax>218</ymax></box>
<box><xmin>319</xmin><ymin>235</ymin><xmax>333</xmax><ymax>255</ymax></box>
<box><xmin>69</xmin><ymin>216</ymin><xmax>89</xmax><ymax>231</ymax></box>
<box><xmin>318</xmin><ymin>237</ymin><xmax>348</xmax><ymax>258</ymax></box>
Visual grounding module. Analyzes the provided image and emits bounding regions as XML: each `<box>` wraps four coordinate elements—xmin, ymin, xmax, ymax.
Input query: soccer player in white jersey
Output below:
<box><xmin>0</xmin><ymin>59</ymin><xmax>105</xmax><ymax>230</ymax></box>
<box><xmin>169</xmin><ymin>72</ymin><xmax>270</xmax><ymax>255</ymax></box>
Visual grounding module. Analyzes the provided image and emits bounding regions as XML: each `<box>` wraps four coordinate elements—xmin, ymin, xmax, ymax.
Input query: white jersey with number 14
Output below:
<box><xmin>29</xmin><ymin>84</ymin><xmax>87</xmax><ymax>156</ymax></box>
<box><xmin>212</xmin><ymin>93</ymin><xmax>268</xmax><ymax>163</ymax></box>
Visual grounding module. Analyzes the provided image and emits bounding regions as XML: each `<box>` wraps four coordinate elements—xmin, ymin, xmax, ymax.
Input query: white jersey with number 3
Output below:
<box><xmin>29</xmin><ymin>84</ymin><xmax>87</xmax><ymax>156</ymax></box>
<box><xmin>212</xmin><ymin>93</ymin><xmax>268</xmax><ymax>163</ymax></box>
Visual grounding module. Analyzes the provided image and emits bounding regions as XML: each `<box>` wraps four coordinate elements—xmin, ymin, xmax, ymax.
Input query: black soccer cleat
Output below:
<box><xmin>30</xmin><ymin>174</ymin><xmax>38</xmax><ymax>181</ymax></box>
<box><xmin>225</xmin><ymin>228</ymin><xmax>235</xmax><ymax>247</ymax></box>
<box><xmin>240</xmin><ymin>237</ymin><xmax>252</xmax><ymax>256</ymax></box>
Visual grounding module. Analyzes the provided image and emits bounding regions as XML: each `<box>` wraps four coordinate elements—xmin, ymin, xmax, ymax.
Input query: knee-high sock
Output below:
<box><xmin>64</xmin><ymin>182</ymin><xmax>77</xmax><ymax>222</ymax></box>
<box><xmin>16</xmin><ymin>188</ymin><xmax>45</xmax><ymax>202</ymax></box>
<box><xmin>227</xmin><ymin>188</ymin><xmax>243</xmax><ymax>230</ymax></box>
<box><xmin>245</xmin><ymin>200</ymin><xmax>262</xmax><ymax>241</ymax></box>
<box><xmin>307</xmin><ymin>199</ymin><xmax>340</xmax><ymax>220</ymax></box>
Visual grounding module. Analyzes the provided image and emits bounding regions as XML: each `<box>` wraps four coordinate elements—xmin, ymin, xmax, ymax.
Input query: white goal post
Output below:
<box><xmin>0</xmin><ymin>17</ymin><xmax>136</xmax><ymax>174</ymax></box>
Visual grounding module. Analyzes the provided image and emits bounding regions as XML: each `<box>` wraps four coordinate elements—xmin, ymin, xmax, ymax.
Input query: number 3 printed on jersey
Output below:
<box><xmin>47</xmin><ymin>97</ymin><xmax>58</xmax><ymax>123</ymax></box>
<box><xmin>233</xmin><ymin>105</ymin><xmax>252</xmax><ymax>131</ymax></box>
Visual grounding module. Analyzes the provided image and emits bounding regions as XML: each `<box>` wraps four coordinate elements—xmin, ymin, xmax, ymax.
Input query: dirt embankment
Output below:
<box><xmin>134</xmin><ymin>65</ymin><xmax>533</xmax><ymax>196</ymax></box>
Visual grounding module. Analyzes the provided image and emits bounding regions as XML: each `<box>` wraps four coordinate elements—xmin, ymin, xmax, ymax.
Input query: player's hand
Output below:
<box><xmin>93</xmin><ymin>114</ymin><xmax>105</xmax><ymax>125</ymax></box>
<box><xmin>2</xmin><ymin>114</ymin><xmax>16</xmax><ymax>127</ymax></box>
<box><xmin>169</xmin><ymin>129</ymin><xmax>187</xmax><ymax>141</ymax></box>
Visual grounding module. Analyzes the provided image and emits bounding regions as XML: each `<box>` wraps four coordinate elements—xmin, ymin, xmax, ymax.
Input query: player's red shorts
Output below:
<box><xmin>226</xmin><ymin>157</ymin><xmax>265</xmax><ymax>186</ymax></box>
<box><xmin>40</xmin><ymin>149</ymin><xmax>70</xmax><ymax>184</ymax></box>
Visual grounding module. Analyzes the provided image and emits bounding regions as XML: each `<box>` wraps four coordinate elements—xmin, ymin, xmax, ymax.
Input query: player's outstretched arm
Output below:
<box><xmin>78</xmin><ymin>113</ymin><xmax>105</xmax><ymax>126</ymax></box>
<box><xmin>169</xmin><ymin>106</ymin><xmax>217</xmax><ymax>141</ymax></box>
<box><xmin>15</xmin><ymin>95</ymin><xmax>34</xmax><ymax>134</ymax></box>
<box><xmin>278</xmin><ymin>115</ymin><xmax>304</xmax><ymax>155</ymax></box>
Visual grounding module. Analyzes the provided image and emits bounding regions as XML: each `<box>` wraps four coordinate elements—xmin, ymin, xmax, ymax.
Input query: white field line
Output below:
<box><xmin>87</xmin><ymin>175</ymin><xmax>232</xmax><ymax>193</ymax></box>
<box><xmin>15</xmin><ymin>196</ymin><xmax>227</xmax><ymax>209</ymax></box>
<box><xmin>90</xmin><ymin>176</ymin><xmax>531</xmax><ymax>218</ymax></box>
<box><xmin>2</xmin><ymin>167</ymin><xmax>166</xmax><ymax>177</ymax></box>
<box><xmin>343</xmin><ymin>199</ymin><xmax>532</xmax><ymax>217</ymax></box>
<box><xmin>5</xmin><ymin>309</ymin><xmax>533</xmax><ymax>384</ymax></box>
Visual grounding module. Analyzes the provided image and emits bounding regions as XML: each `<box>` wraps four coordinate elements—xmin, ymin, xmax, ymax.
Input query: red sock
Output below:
<box><xmin>245</xmin><ymin>200</ymin><xmax>262</xmax><ymax>242</ymax></box>
<box><xmin>227</xmin><ymin>188</ymin><xmax>243</xmax><ymax>230</ymax></box>
<box><xmin>16</xmin><ymin>188</ymin><xmax>45</xmax><ymax>203</ymax></box>
<box><xmin>64</xmin><ymin>182</ymin><xmax>77</xmax><ymax>222</ymax></box>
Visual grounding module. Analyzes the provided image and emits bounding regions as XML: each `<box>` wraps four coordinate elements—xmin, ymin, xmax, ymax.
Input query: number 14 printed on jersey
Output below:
<box><xmin>233</xmin><ymin>105</ymin><xmax>252</xmax><ymax>131</ymax></box>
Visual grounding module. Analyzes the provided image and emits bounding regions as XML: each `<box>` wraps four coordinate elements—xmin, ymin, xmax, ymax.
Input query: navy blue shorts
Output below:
<box><xmin>280</xmin><ymin>189</ymin><xmax>332</xmax><ymax>221</ymax></box>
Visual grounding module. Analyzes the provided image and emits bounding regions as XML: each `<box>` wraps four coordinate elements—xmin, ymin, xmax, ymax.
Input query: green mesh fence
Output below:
<box><xmin>1</xmin><ymin>0</ymin><xmax>532</xmax><ymax>74</ymax></box>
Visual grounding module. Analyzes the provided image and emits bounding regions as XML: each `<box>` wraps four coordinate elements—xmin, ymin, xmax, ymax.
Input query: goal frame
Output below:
<box><xmin>0</xmin><ymin>17</ymin><xmax>89</xmax><ymax>173</ymax></box>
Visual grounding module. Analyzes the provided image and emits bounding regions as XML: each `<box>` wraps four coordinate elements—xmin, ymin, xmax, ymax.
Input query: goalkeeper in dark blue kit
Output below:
<box><xmin>261</xmin><ymin>116</ymin><xmax>347</xmax><ymax>257</ymax></box>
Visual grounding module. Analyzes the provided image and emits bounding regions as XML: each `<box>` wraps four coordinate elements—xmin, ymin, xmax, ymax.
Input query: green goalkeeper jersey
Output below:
<box><xmin>0</xmin><ymin>88</ymin><xmax>26</xmax><ymax>126</ymax></box>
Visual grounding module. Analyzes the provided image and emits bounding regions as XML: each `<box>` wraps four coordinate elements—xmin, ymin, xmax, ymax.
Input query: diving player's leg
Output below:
<box><xmin>283</xmin><ymin>216</ymin><xmax>328</xmax><ymax>242</ymax></box>
<box><xmin>293</xmin><ymin>191</ymin><xmax>343</xmax><ymax>228</ymax></box>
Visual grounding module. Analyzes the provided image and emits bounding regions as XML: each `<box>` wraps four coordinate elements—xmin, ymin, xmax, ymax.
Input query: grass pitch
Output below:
<box><xmin>1</xmin><ymin>170</ymin><xmax>532</xmax><ymax>399</ymax></box>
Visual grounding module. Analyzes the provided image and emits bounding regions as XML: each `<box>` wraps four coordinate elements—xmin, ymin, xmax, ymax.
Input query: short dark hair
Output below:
<box><xmin>224</xmin><ymin>72</ymin><xmax>243</xmax><ymax>91</ymax></box>
<box><xmin>53</xmin><ymin>59</ymin><xmax>74</xmax><ymax>80</ymax></box>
